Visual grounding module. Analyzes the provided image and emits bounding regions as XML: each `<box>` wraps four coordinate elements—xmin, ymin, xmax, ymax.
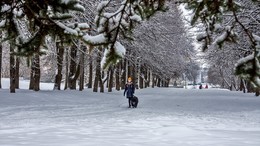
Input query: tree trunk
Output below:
<box><xmin>29</xmin><ymin>58</ymin><xmax>35</xmax><ymax>90</ymax></box>
<box><xmin>139</xmin><ymin>66</ymin><xmax>144</xmax><ymax>89</ymax></box>
<box><xmin>152</xmin><ymin>73</ymin><xmax>155</xmax><ymax>88</ymax></box>
<box><xmin>115</xmin><ymin>63</ymin><xmax>120</xmax><ymax>91</ymax></box>
<box><xmin>147</xmin><ymin>69</ymin><xmax>151</xmax><ymax>87</ymax></box>
<box><xmin>64</xmin><ymin>48</ymin><xmax>69</xmax><ymax>90</ymax></box>
<box><xmin>54</xmin><ymin>42</ymin><xmax>64</xmax><ymax>90</ymax></box>
<box><xmin>93</xmin><ymin>49</ymin><xmax>102</xmax><ymax>92</ymax></box>
<box><xmin>9</xmin><ymin>43</ymin><xmax>16</xmax><ymax>93</ymax></box>
<box><xmin>93</xmin><ymin>68</ymin><xmax>99</xmax><ymax>93</ymax></box>
<box><xmin>157</xmin><ymin>77</ymin><xmax>161</xmax><ymax>87</ymax></box>
<box><xmin>121</xmin><ymin>59</ymin><xmax>126</xmax><ymax>90</ymax></box>
<box><xmin>0</xmin><ymin>38</ymin><xmax>2</xmax><ymax>89</ymax></box>
<box><xmin>144</xmin><ymin>67</ymin><xmax>148</xmax><ymax>88</ymax></box>
<box><xmin>100</xmin><ymin>71</ymin><xmax>104</xmax><ymax>93</ymax></box>
<box><xmin>68</xmin><ymin>45</ymin><xmax>77</xmax><ymax>90</ymax></box>
<box><xmin>88</xmin><ymin>56</ymin><xmax>93</xmax><ymax>88</ymax></box>
<box><xmin>108</xmin><ymin>67</ymin><xmax>114</xmax><ymax>92</ymax></box>
<box><xmin>15</xmin><ymin>57</ymin><xmax>20</xmax><ymax>89</ymax></box>
<box><xmin>33</xmin><ymin>54</ymin><xmax>40</xmax><ymax>91</ymax></box>
<box><xmin>79</xmin><ymin>47</ymin><xmax>86</xmax><ymax>91</ymax></box>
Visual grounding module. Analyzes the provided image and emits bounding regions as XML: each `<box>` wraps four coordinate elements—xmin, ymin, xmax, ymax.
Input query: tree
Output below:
<box><xmin>183</xmin><ymin>0</ymin><xmax>260</xmax><ymax>89</ymax></box>
<box><xmin>0</xmin><ymin>0</ymin><xmax>88</xmax><ymax>91</ymax></box>
<box><xmin>0</xmin><ymin>33</ymin><xmax>2</xmax><ymax>89</ymax></box>
<box><xmin>54</xmin><ymin>41</ymin><xmax>64</xmax><ymax>90</ymax></box>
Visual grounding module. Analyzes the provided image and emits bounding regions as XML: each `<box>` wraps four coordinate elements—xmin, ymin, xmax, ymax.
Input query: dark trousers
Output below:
<box><xmin>128</xmin><ymin>97</ymin><xmax>132</xmax><ymax>107</ymax></box>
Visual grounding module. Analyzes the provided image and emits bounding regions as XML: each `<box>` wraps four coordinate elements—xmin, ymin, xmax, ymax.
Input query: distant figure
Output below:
<box><xmin>124</xmin><ymin>77</ymin><xmax>135</xmax><ymax>108</ymax></box>
<box><xmin>199</xmin><ymin>84</ymin><xmax>202</xmax><ymax>89</ymax></box>
<box><xmin>205</xmin><ymin>84</ymin><xmax>208</xmax><ymax>89</ymax></box>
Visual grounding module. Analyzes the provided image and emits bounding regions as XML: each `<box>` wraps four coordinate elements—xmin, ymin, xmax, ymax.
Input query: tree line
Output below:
<box><xmin>0</xmin><ymin>0</ymin><xmax>196</xmax><ymax>93</ymax></box>
<box><xmin>0</xmin><ymin>0</ymin><xmax>259</xmax><ymax>96</ymax></box>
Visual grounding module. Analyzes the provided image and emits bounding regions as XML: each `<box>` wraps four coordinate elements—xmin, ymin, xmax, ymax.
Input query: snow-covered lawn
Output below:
<box><xmin>0</xmin><ymin>79</ymin><xmax>260</xmax><ymax>146</ymax></box>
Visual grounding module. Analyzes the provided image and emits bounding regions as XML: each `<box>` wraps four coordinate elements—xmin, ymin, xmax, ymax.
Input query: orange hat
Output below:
<box><xmin>128</xmin><ymin>77</ymin><xmax>132</xmax><ymax>81</ymax></box>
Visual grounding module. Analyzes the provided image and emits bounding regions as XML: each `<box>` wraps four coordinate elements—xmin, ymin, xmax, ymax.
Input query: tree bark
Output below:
<box><xmin>100</xmin><ymin>70</ymin><xmax>104</xmax><ymax>93</ymax></box>
<box><xmin>146</xmin><ymin>68</ymin><xmax>150</xmax><ymax>88</ymax></box>
<box><xmin>68</xmin><ymin>45</ymin><xmax>77</xmax><ymax>90</ymax></box>
<box><xmin>157</xmin><ymin>77</ymin><xmax>161</xmax><ymax>87</ymax></box>
<box><xmin>54</xmin><ymin>42</ymin><xmax>64</xmax><ymax>90</ymax></box>
<box><xmin>115</xmin><ymin>63</ymin><xmax>120</xmax><ymax>91</ymax></box>
<box><xmin>79</xmin><ymin>47</ymin><xmax>86</xmax><ymax>91</ymax></box>
<box><xmin>121</xmin><ymin>59</ymin><xmax>126</xmax><ymax>90</ymax></box>
<box><xmin>9</xmin><ymin>43</ymin><xmax>16</xmax><ymax>93</ymax></box>
<box><xmin>29</xmin><ymin>58</ymin><xmax>35</xmax><ymax>90</ymax></box>
<box><xmin>139</xmin><ymin>66</ymin><xmax>144</xmax><ymax>89</ymax></box>
<box><xmin>88</xmin><ymin>56</ymin><xmax>93</xmax><ymax>88</ymax></box>
<box><xmin>15</xmin><ymin>57</ymin><xmax>20</xmax><ymax>89</ymax></box>
<box><xmin>33</xmin><ymin>54</ymin><xmax>40</xmax><ymax>91</ymax></box>
<box><xmin>144</xmin><ymin>67</ymin><xmax>148</xmax><ymax>88</ymax></box>
<box><xmin>152</xmin><ymin>73</ymin><xmax>155</xmax><ymax>88</ymax></box>
<box><xmin>108</xmin><ymin>67</ymin><xmax>114</xmax><ymax>92</ymax></box>
<box><xmin>93</xmin><ymin>49</ymin><xmax>102</xmax><ymax>92</ymax></box>
<box><xmin>0</xmin><ymin>38</ymin><xmax>2</xmax><ymax>89</ymax></box>
<box><xmin>64</xmin><ymin>48</ymin><xmax>69</xmax><ymax>90</ymax></box>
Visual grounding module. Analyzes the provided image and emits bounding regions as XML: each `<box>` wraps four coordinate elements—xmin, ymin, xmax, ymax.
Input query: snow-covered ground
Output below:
<box><xmin>0</xmin><ymin>79</ymin><xmax>260</xmax><ymax>146</ymax></box>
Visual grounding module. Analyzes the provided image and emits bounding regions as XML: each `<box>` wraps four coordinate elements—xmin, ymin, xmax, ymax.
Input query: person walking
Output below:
<box><xmin>124</xmin><ymin>77</ymin><xmax>135</xmax><ymax>108</ymax></box>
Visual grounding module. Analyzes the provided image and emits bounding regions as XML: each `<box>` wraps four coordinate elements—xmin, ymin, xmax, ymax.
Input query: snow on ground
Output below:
<box><xmin>0</xmin><ymin>79</ymin><xmax>260</xmax><ymax>146</ymax></box>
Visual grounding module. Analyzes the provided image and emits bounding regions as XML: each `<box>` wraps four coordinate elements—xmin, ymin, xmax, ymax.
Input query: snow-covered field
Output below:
<box><xmin>0</xmin><ymin>79</ymin><xmax>260</xmax><ymax>146</ymax></box>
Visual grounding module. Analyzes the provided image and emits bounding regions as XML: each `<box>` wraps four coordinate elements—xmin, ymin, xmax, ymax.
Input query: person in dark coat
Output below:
<box><xmin>199</xmin><ymin>84</ymin><xmax>202</xmax><ymax>89</ymax></box>
<box><xmin>124</xmin><ymin>77</ymin><xmax>135</xmax><ymax>108</ymax></box>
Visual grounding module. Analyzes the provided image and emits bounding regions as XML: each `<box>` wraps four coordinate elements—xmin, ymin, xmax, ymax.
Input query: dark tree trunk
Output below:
<box><xmin>144</xmin><ymin>67</ymin><xmax>148</xmax><ymax>88</ymax></box>
<box><xmin>147</xmin><ymin>68</ymin><xmax>151</xmax><ymax>87</ymax></box>
<box><xmin>88</xmin><ymin>56</ymin><xmax>93</xmax><ymax>88</ymax></box>
<box><xmin>15</xmin><ymin>57</ymin><xmax>20</xmax><ymax>89</ymax></box>
<box><xmin>93</xmin><ymin>69</ymin><xmax>99</xmax><ymax>93</ymax></box>
<box><xmin>64</xmin><ymin>48</ymin><xmax>69</xmax><ymax>90</ymax></box>
<box><xmin>33</xmin><ymin>54</ymin><xmax>40</xmax><ymax>91</ymax></box>
<box><xmin>54</xmin><ymin>42</ymin><xmax>64</xmax><ymax>90</ymax></box>
<box><xmin>79</xmin><ymin>47</ymin><xmax>86</xmax><ymax>91</ymax></box>
<box><xmin>115</xmin><ymin>63</ymin><xmax>120</xmax><ymax>91</ymax></box>
<box><xmin>68</xmin><ymin>45</ymin><xmax>77</xmax><ymax>90</ymax></box>
<box><xmin>121</xmin><ymin>59</ymin><xmax>126</xmax><ymax>90</ymax></box>
<box><xmin>108</xmin><ymin>67</ymin><xmax>114</xmax><ymax>92</ymax></box>
<box><xmin>70</xmin><ymin>63</ymin><xmax>81</xmax><ymax>89</ymax></box>
<box><xmin>139</xmin><ymin>66</ymin><xmax>144</xmax><ymax>89</ymax></box>
<box><xmin>106</xmin><ymin>70</ymin><xmax>109</xmax><ymax>88</ymax></box>
<box><xmin>157</xmin><ymin>77</ymin><xmax>161</xmax><ymax>87</ymax></box>
<box><xmin>152</xmin><ymin>74</ymin><xmax>155</xmax><ymax>88</ymax></box>
<box><xmin>93</xmin><ymin>49</ymin><xmax>102</xmax><ymax>92</ymax></box>
<box><xmin>9</xmin><ymin>43</ymin><xmax>16</xmax><ymax>93</ymax></box>
<box><xmin>100</xmin><ymin>71</ymin><xmax>104</xmax><ymax>93</ymax></box>
<box><xmin>0</xmin><ymin>39</ymin><xmax>2</xmax><ymax>89</ymax></box>
<box><xmin>29</xmin><ymin>58</ymin><xmax>35</xmax><ymax>90</ymax></box>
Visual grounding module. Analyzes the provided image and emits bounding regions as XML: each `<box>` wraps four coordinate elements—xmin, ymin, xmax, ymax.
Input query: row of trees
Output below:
<box><xmin>197</xmin><ymin>0</ymin><xmax>260</xmax><ymax>95</ymax></box>
<box><xmin>1</xmin><ymin>0</ymin><xmax>259</xmax><ymax>96</ymax></box>
<box><xmin>0</xmin><ymin>0</ymin><xmax>198</xmax><ymax>93</ymax></box>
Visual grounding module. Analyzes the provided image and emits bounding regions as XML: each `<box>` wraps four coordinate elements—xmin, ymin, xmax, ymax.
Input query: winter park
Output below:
<box><xmin>0</xmin><ymin>0</ymin><xmax>260</xmax><ymax>146</ymax></box>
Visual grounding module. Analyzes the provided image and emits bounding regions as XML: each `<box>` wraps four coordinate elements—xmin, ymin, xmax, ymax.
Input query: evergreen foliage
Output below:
<box><xmin>0</xmin><ymin>0</ymin><xmax>86</xmax><ymax>56</ymax></box>
<box><xmin>183</xmin><ymin>0</ymin><xmax>260</xmax><ymax>88</ymax></box>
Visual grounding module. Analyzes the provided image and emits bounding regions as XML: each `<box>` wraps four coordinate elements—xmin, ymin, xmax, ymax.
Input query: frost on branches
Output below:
<box><xmin>235</xmin><ymin>34</ymin><xmax>260</xmax><ymax>88</ymax></box>
<box><xmin>0</xmin><ymin>0</ymin><xmax>87</xmax><ymax>56</ymax></box>
<box><xmin>92</xmin><ymin>0</ymin><xmax>166</xmax><ymax>69</ymax></box>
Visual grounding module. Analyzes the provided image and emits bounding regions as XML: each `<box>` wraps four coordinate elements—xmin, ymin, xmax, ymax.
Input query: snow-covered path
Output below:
<box><xmin>0</xmin><ymin>86</ymin><xmax>260</xmax><ymax>146</ymax></box>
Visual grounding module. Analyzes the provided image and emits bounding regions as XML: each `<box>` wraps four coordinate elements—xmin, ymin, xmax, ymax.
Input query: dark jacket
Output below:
<box><xmin>124</xmin><ymin>82</ymin><xmax>135</xmax><ymax>98</ymax></box>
